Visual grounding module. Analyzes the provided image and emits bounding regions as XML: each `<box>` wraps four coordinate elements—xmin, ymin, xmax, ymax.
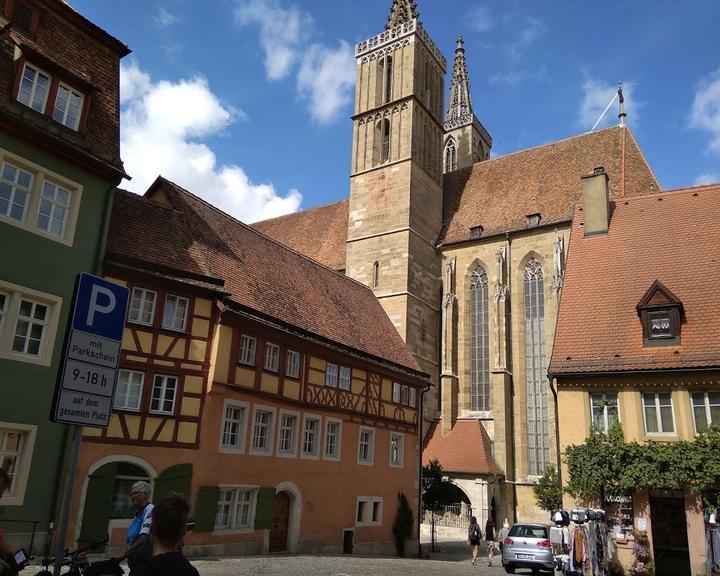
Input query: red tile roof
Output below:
<box><xmin>422</xmin><ymin>419</ymin><xmax>503</xmax><ymax>476</ymax></box>
<box><xmin>251</xmin><ymin>200</ymin><xmax>349</xmax><ymax>271</ymax></box>
<box><xmin>106</xmin><ymin>178</ymin><xmax>425</xmax><ymax>376</ymax></box>
<box><xmin>549</xmin><ymin>183</ymin><xmax>720</xmax><ymax>375</ymax></box>
<box><xmin>440</xmin><ymin>126</ymin><xmax>660</xmax><ymax>244</ymax></box>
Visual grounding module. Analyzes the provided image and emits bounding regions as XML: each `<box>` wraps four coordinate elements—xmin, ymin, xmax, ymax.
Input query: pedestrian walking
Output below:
<box><xmin>485</xmin><ymin>517</ymin><xmax>496</xmax><ymax>567</ymax></box>
<box><xmin>114</xmin><ymin>481</ymin><xmax>154</xmax><ymax>572</ymax></box>
<box><xmin>130</xmin><ymin>493</ymin><xmax>198</xmax><ymax>576</ymax></box>
<box><xmin>498</xmin><ymin>518</ymin><xmax>510</xmax><ymax>551</ymax></box>
<box><xmin>467</xmin><ymin>516</ymin><xmax>481</xmax><ymax>566</ymax></box>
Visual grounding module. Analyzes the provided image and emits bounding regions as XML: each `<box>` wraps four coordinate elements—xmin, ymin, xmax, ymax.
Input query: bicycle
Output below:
<box><xmin>35</xmin><ymin>538</ymin><xmax>123</xmax><ymax>576</ymax></box>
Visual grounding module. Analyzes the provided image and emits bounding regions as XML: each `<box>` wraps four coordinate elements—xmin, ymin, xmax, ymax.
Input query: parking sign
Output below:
<box><xmin>52</xmin><ymin>273</ymin><xmax>129</xmax><ymax>427</ymax></box>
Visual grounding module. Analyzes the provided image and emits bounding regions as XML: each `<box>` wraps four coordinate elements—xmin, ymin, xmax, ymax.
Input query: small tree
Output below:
<box><xmin>392</xmin><ymin>491</ymin><xmax>414</xmax><ymax>557</ymax></box>
<box><xmin>422</xmin><ymin>458</ymin><xmax>458</xmax><ymax>507</ymax></box>
<box><xmin>533</xmin><ymin>464</ymin><xmax>563</xmax><ymax>513</ymax></box>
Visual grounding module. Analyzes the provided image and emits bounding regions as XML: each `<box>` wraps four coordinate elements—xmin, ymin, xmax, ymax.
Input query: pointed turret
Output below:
<box><xmin>443</xmin><ymin>36</ymin><xmax>492</xmax><ymax>172</ymax></box>
<box><xmin>446</xmin><ymin>37</ymin><xmax>473</xmax><ymax>124</ymax></box>
<box><xmin>386</xmin><ymin>0</ymin><xmax>419</xmax><ymax>29</ymax></box>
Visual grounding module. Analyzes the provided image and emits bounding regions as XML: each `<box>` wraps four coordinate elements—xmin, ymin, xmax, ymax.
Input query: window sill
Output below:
<box><xmin>249</xmin><ymin>449</ymin><xmax>273</xmax><ymax>457</ymax></box>
<box><xmin>276</xmin><ymin>451</ymin><xmax>297</xmax><ymax>459</ymax></box>
<box><xmin>149</xmin><ymin>411</ymin><xmax>175</xmax><ymax>417</ymax></box>
<box><xmin>112</xmin><ymin>407</ymin><xmax>141</xmax><ymax>414</ymax></box>
<box><xmin>0</xmin><ymin>213</ymin><xmax>74</xmax><ymax>247</ymax></box>
<box><xmin>323</xmin><ymin>454</ymin><xmax>341</xmax><ymax>462</ymax></box>
<box><xmin>389</xmin><ymin>462</ymin><xmax>404</xmax><ymax>469</ymax></box>
<box><xmin>300</xmin><ymin>452</ymin><xmax>320</xmax><ymax>461</ymax></box>
<box><xmin>160</xmin><ymin>326</ymin><xmax>187</xmax><ymax>334</ymax></box>
<box><xmin>357</xmin><ymin>460</ymin><xmax>374</xmax><ymax>466</ymax></box>
<box><xmin>0</xmin><ymin>349</ymin><xmax>51</xmax><ymax>367</ymax></box>
<box><xmin>128</xmin><ymin>319</ymin><xmax>154</xmax><ymax>328</ymax></box>
<box><xmin>219</xmin><ymin>446</ymin><xmax>246</xmax><ymax>455</ymax></box>
<box><xmin>211</xmin><ymin>527</ymin><xmax>254</xmax><ymax>536</ymax></box>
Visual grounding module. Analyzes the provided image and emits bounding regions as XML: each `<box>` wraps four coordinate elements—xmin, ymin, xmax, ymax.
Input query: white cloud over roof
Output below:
<box><xmin>119</xmin><ymin>61</ymin><xmax>302</xmax><ymax>223</ymax></box>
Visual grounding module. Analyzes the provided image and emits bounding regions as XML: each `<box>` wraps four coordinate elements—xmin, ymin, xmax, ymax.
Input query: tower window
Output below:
<box><xmin>377</xmin><ymin>55</ymin><xmax>393</xmax><ymax>105</ymax></box>
<box><xmin>374</xmin><ymin>118</ymin><xmax>391</xmax><ymax>166</ymax></box>
<box><xmin>372</xmin><ymin>261</ymin><xmax>380</xmax><ymax>288</ymax></box>
<box><xmin>445</xmin><ymin>138</ymin><xmax>457</xmax><ymax>173</ymax></box>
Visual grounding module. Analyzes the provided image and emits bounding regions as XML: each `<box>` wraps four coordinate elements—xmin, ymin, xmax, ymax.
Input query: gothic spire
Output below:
<box><xmin>386</xmin><ymin>0</ymin><xmax>419</xmax><ymax>30</ymax></box>
<box><xmin>446</xmin><ymin>36</ymin><xmax>474</xmax><ymax>126</ymax></box>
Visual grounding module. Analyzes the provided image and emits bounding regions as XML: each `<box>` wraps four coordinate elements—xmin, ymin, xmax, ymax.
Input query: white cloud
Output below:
<box><xmin>467</xmin><ymin>5</ymin><xmax>494</xmax><ymax>32</ymax></box>
<box><xmin>691</xmin><ymin>67</ymin><xmax>720</xmax><ymax>154</ymax></box>
<box><xmin>152</xmin><ymin>6</ymin><xmax>177</xmax><ymax>28</ymax></box>
<box><xmin>694</xmin><ymin>173</ymin><xmax>719</xmax><ymax>186</ymax></box>
<box><xmin>490</xmin><ymin>66</ymin><xmax>549</xmax><ymax>86</ymax></box>
<box><xmin>297</xmin><ymin>41</ymin><xmax>355</xmax><ymax>124</ymax></box>
<box><xmin>234</xmin><ymin>0</ymin><xmax>312</xmax><ymax>81</ymax></box>
<box><xmin>505</xmin><ymin>16</ymin><xmax>546</xmax><ymax>59</ymax></box>
<box><xmin>119</xmin><ymin>61</ymin><xmax>302</xmax><ymax>223</ymax></box>
<box><xmin>579</xmin><ymin>79</ymin><xmax>641</xmax><ymax>130</ymax></box>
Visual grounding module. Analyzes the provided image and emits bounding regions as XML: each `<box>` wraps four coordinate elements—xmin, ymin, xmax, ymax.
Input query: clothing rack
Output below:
<box><xmin>552</xmin><ymin>509</ymin><xmax>609</xmax><ymax>576</ymax></box>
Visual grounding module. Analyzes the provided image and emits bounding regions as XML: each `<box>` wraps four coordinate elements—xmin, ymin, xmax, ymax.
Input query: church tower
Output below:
<box><xmin>444</xmin><ymin>37</ymin><xmax>492</xmax><ymax>172</ymax></box>
<box><xmin>346</xmin><ymin>0</ymin><xmax>446</xmax><ymax>407</ymax></box>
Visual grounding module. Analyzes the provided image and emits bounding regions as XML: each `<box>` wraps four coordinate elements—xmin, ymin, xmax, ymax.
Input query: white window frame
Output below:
<box><xmin>264</xmin><ymin>342</ymin><xmax>280</xmax><ymax>372</ymax></box>
<box><xmin>113</xmin><ymin>369</ymin><xmax>145</xmax><ymax>412</ymax></box>
<box><xmin>285</xmin><ymin>349</ymin><xmax>301</xmax><ymax>379</ymax></box>
<box><xmin>325</xmin><ymin>362</ymin><xmax>338</xmax><ymax>388</ymax></box>
<box><xmin>52</xmin><ymin>82</ymin><xmax>85</xmax><ymax>131</ymax></box>
<box><xmin>17</xmin><ymin>63</ymin><xmax>50</xmax><ymax>113</ymax></box>
<box><xmin>149</xmin><ymin>374</ymin><xmax>178</xmax><ymax>415</ymax></box>
<box><xmin>389</xmin><ymin>432</ymin><xmax>404</xmax><ymax>468</ymax></box>
<box><xmin>357</xmin><ymin>426</ymin><xmax>375</xmax><ymax>465</ymax></box>
<box><xmin>219</xmin><ymin>399</ymin><xmax>249</xmax><ymax>454</ymax></box>
<box><xmin>0</xmin><ymin>149</ymin><xmax>82</xmax><ymax>245</ymax></box>
<box><xmin>36</xmin><ymin>180</ymin><xmax>72</xmax><ymax>238</ymax></box>
<box><xmin>239</xmin><ymin>334</ymin><xmax>257</xmax><ymax>366</ymax></box>
<box><xmin>301</xmin><ymin>414</ymin><xmax>322</xmax><ymax>460</ymax></box>
<box><xmin>356</xmin><ymin>496</ymin><xmax>383</xmax><ymax>527</ymax></box>
<box><xmin>0</xmin><ymin>160</ymin><xmax>33</xmax><ymax>223</ymax></box>
<box><xmin>691</xmin><ymin>392</ymin><xmax>720</xmax><ymax>434</ymax></box>
<box><xmin>0</xmin><ymin>281</ymin><xmax>61</xmax><ymax>366</ymax></box>
<box><xmin>162</xmin><ymin>294</ymin><xmax>189</xmax><ymax>332</ymax></box>
<box><xmin>642</xmin><ymin>392</ymin><xmax>676</xmax><ymax>435</ymax></box>
<box><xmin>323</xmin><ymin>417</ymin><xmax>342</xmax><ymax>462</ymax></box>
<box><xmin>276</xmin><ymin>409</ymin><xmax>299</xmax><ymax>458</ymax></box>
<box><xmin>339</xmin><ymin>366</ymin><xmax>351</xmax><ymax>391</ymax></box>
<box><xmin>392</xmin><ymin>382</ymin><xmax>401</xmax><ymax>403</ymax></box>
<box><xmin>128</xmin><ymin>287</ymin><xmax>157</xmax><ymax>326</ymax></box>
<box><xmin>250</xmin><ymin>405</ymin><xmax>276</xmax><ymax>456</ymax></box>
<box><xmin>590</xmin><ymin>393</ymin><xmax>620</xmax><ymax>433</ymax></box>
<box><xmin>0</xmin><ymin>422</ymin><xmax>37</xmax><ymax>506</ymax></box>
<box><xmin>11</xmin><ymin>298</ymin><xmax>49</xmax><ymax>357</ymax></box>
<box><xmin>213</xmin><ymin>485</ymin><xmax>259</xmax><ymax>534</ymax></box>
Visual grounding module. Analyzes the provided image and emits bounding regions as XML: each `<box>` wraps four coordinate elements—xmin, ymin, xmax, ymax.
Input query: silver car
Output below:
<box><xmin>501</xmin><ymin>523</ymin><xmax>554</xmax><ymax>574</ymax></box>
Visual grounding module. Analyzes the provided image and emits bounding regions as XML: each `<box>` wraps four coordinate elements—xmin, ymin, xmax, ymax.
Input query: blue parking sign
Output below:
<box><xmin>71</xmin><ymin>273</ymin><xmax>129</xmax><ymax>341</ymax></box>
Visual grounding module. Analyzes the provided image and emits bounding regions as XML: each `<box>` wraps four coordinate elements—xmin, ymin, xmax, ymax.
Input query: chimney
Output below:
<box><xmin>581</xmin><ymin>166</ymin><xmax>610</xmax><ymax>236</ymax></box>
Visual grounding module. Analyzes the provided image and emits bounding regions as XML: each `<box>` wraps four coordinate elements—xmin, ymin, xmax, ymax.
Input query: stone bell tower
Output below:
<box><xmin>444</xmin><ymin>36</ymin><xmax>492</xmax><ymax>172</ymax></box>
<box><xmin>346</xmin><ymin>0</ymin><xmax>446</xmax><ymax>412</ymax></box>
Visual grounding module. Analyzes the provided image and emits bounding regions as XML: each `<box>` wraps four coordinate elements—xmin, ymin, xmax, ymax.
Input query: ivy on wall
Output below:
<box><xmin>564</xmin><ymin>423</ymin><xmax>720</xmax><ymax>504</ymax></box>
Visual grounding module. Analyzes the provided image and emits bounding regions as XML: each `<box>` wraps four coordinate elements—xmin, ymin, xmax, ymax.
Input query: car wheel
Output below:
<box><xmin>504</xmin><ymin>566</ymin><xmax>515</xmax><ymax>574</ymax></box>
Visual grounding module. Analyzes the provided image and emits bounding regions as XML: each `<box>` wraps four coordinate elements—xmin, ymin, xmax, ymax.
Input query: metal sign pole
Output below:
<box><xmin>53</xmin><ymin>425</ymin><xmax>82</xmax><ymax>576</ymax></box>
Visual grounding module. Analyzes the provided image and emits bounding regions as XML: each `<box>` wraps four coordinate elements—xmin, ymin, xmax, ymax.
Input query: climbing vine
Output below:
<box><xmin>564</xmin><ymin>423</ymin><xmax>720</xmax><ymax>504</ymax></box>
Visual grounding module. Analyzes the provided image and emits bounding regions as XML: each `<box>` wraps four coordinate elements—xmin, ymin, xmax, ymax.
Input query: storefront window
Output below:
<box><xmin>110</xmin><ymin>463</ymin><xmax>150</xmax><ymax>519</ymax></box>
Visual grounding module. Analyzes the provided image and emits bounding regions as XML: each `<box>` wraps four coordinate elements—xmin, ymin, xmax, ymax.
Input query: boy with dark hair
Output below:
<box><xmin>130</xmin><ymin>493</ymin><xmax>198</xmax><ymax>576</ymax></box>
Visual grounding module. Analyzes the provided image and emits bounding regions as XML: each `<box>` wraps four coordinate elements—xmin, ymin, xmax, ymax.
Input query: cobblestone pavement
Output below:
<box><xmin>189</xmin><ymin>554</ymin><xmax>512</xmax><ymax>576</ymax></box>
<box><xmin>186</xmin><ymin>541</ymin><xmax>539</xmax><ymax>576</ymax></box>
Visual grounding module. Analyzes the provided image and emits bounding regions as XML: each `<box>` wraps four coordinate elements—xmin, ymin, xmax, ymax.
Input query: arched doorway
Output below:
<box><xmin>269</xmin><ymin>491</ymin><xmax>290</xmax><ymax>553</ymax></box>
<box><xmin>79</xmin><ymin>462</ymin><xmax>150</xmax><ymax>547</ymax></box>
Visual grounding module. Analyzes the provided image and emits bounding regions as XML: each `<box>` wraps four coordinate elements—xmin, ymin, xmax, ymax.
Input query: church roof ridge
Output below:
<box><xmin>253</xmin><ymin>197</ymin><xmax>348</xmax><ymax>225</ymax></box>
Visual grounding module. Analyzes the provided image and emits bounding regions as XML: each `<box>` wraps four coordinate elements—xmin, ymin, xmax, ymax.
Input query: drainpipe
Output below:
<box><xmin>417</xmin><ymin>381</ymin><xmax>432</xmax><ymax>558</ymax></box>
<box><xmin>548</xmin><ymin>373</ymin><xmax>564</xmax><ymax>510</ymax></box>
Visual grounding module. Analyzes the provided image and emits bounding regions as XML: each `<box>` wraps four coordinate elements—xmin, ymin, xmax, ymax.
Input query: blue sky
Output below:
<box><xmin>69</xmin><ymin>0</ymin><xmax>720</xmax><ymax>223</ymax></box>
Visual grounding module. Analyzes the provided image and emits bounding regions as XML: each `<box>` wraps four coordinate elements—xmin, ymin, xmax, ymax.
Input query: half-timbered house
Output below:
<box><xmin>67</xmin><ymin>176</ymin><xmax>430</xmax><ymax>557</ymax></box>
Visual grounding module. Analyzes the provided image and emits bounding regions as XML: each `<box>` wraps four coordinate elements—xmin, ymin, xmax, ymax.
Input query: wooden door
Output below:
<box><xmin>269</xmin><ymin>491</ymin><xmax>290</xmax><ymax>552</ymax></box>
<box><xmin>650</xmin><ymin>495</ymin><xmax>691</xmax><ymax>576</ymax></box>
<box><xmin>78</xmin><ymin>463</ymin><xmax>116</xmax><ymax>549</ymax></box>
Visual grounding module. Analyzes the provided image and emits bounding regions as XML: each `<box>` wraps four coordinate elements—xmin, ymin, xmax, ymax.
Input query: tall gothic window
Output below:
<box><xmin>445</xmin><ymin>138</ymin><xmax>457</xmax><ymax>173</ymax></box>
<box><xmin>524</xmin><ymin>258</ymin><xmax>549</xmax><ymax>476</ymax></box>
<box><xmin>373</xmin><ymin>118</ymin><xmax>391</xmax><ymax>166</ymax></box>
<box><xmin>378</xmin><ymin>55</ymin><xmax>393</xmax><ymax>105</ymax></box>
<box><xmin>470</xmin><ymin>265</ymin><xmax>490</xmax><ymax>411</ymax></box>
<box><xmin>372</xmin><ymin>261</ymin><xmax>380</xmax><ymax>288</ymax></box>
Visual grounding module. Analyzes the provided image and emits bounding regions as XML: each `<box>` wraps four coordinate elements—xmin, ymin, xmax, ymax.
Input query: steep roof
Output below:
<box><xmin>422</xmin><ymin>419</ymin><xmax>503</xmax><ymax>476</ymax></box>
<box><xmin>106</xmin><ymin>178</ymin><xmax>424</xmax><ymax>376</ymax></box>
<box><xmin>251</xmin><ymin>200</ymin><xmax>349</xmax><ymax>272</ymax></box>
<box><xmin>441</xmin><ymin>126</ymin><xmax>660</xmax><ymax>244</ymax></box>
<box><xmin>549</xmin><ymin>183</ymin><xmax>720</xmax><ymax>375</ymax></box>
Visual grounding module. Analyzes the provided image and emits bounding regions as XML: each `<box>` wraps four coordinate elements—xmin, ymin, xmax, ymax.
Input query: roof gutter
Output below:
<box><xmin>437</xmin><ymin>218</ymin><xmax>573</xmax><ymax>250</ymax></box>
<box><xmin>548</xmin><ymin>365</ymin><xmax>720</xmax><ymax>379</ymax></box>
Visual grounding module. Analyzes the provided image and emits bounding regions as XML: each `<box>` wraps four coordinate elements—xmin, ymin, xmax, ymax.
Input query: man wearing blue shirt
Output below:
<box><xmin>115</xmin><ymin>481</ymin><xmax>153</xmax><ymax>571</ymax></box>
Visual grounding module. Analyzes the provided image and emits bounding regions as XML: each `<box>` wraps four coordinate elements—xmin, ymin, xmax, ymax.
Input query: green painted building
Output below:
<box><xmin>0</xmin><ymin>0</ymin><xmax>128</xmax><ymax>554</ymax></box>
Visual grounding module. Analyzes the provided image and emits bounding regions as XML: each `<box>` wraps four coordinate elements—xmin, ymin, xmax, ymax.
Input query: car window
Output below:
<box><xmin>507</xmin><ymin>525</ymin><xmax>548</xmax><ymax>538</ymax></box>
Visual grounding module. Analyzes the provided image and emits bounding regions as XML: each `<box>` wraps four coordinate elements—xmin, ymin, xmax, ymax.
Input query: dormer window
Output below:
<box><xmin>469</xmin><ymin>225</ymin><xmax>483</xmax><ymax>239</ymax></box>
<box><xmin>526</xmin><ymin>213</ymin><xmax>541</xmax><ymax>228</ymax></box>
<box><xmin>637</xmin><ymin>280</ymin><xmax>683</xmax><ymax>346</ymax></box>
<box><xmin>15</xmin><ymin>62</ymin><xmax>88</xmax><ymax>132</ymax></box>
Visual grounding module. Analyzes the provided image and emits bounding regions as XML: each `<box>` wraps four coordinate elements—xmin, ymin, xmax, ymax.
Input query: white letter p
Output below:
<box><xmin>86</xmin><ymin>285</ymin><xmax>116</xmax><ymax>327</ymax></box>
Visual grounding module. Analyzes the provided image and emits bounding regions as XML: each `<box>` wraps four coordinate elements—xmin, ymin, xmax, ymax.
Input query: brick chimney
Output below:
<box><xmin>581</xmin><ymin>166</ymin><xmax>610</xmax><ymax>236</ymax></box>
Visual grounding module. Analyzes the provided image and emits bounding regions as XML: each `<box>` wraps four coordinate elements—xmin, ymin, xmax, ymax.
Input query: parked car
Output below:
<box><xmin>501</xmin><ymin>523</ymin><xmax>553</xmax><ymax>574</ymax></box>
